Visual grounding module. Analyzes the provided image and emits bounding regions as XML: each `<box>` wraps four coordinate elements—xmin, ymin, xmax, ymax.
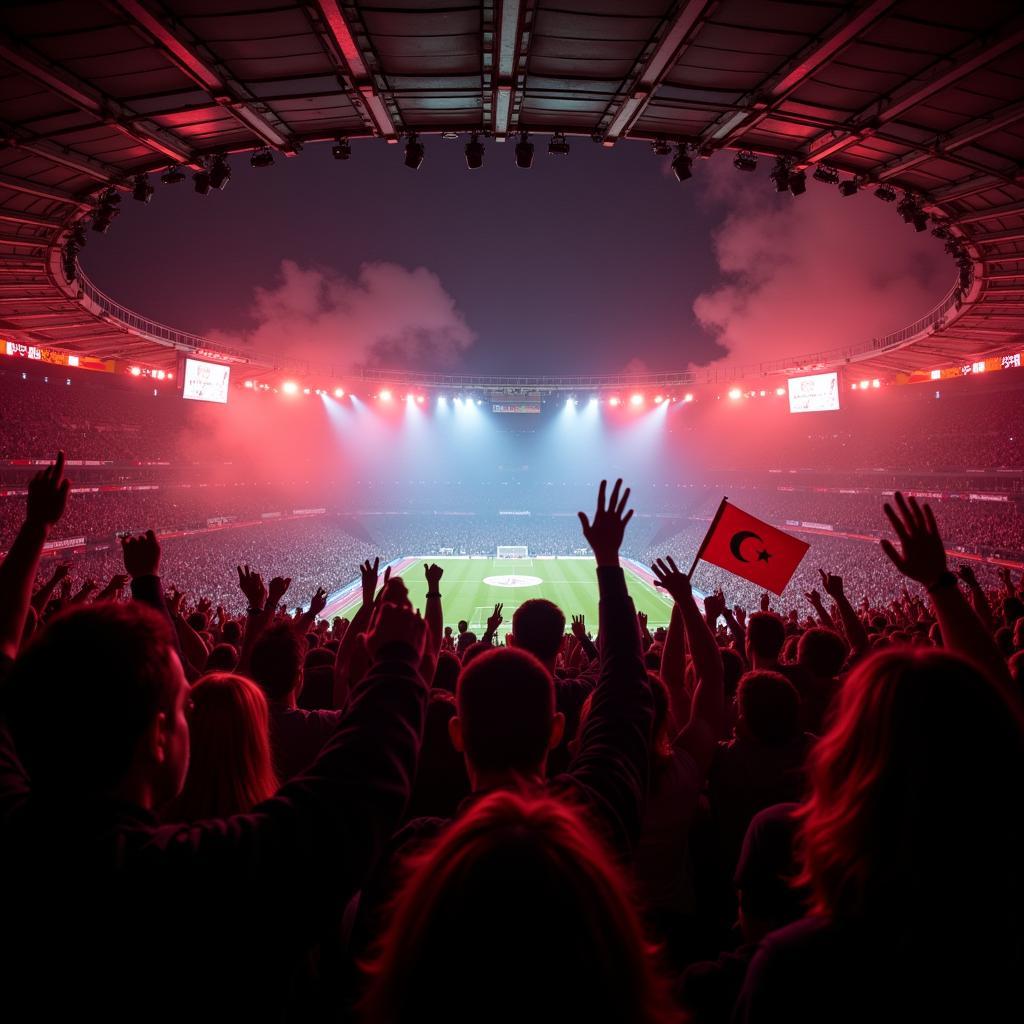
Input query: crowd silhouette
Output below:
<box><xmin>0</xmin><ymin>455</ymin><xmax>1022</xmax><ymax>1022</ymax></box>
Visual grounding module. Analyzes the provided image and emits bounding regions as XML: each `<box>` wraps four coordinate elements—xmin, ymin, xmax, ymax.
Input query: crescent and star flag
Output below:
<box><xmin>691</xmin><ymin>498</ymin><xmax>809</xmax><ymax>596</ymax></box>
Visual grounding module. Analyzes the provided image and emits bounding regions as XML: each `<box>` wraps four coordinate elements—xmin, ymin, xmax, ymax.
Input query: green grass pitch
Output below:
<box><xmin>391</xmin><ymin>557</ymin><xmax>674</xmax><ymax>640</ymax></box>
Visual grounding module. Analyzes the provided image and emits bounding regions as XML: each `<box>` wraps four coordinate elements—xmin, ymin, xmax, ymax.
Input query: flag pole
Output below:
<box><xmin>687</xmin><ymin>496</ymin><xmax>728</xmax><ymax>578</ymax></box>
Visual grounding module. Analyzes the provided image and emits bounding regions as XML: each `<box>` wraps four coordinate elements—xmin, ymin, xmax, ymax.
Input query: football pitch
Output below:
<box><xmin>322</xmin><ymin>556</ymin><xmax>678</xmax><ymax>638</ymax></box>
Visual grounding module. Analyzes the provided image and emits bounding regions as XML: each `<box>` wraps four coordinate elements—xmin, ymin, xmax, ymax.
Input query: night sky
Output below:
<box><xmin>81</xmin><ymin>138</ymin><xmax>952</xmax><ymax>378</ymax></box>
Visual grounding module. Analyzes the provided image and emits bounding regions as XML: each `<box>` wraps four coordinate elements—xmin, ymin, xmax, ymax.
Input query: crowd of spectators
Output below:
<box><xmin>1</xmin><ymin>459</ymin><xmax>1021</xmax><ymax>1022</ymax></box>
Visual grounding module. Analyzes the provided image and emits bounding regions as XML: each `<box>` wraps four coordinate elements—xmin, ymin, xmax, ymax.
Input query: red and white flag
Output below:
<box><xmin>692</xmin><ymin>499</ymin><xmax>809</xmax><ymax>596</ymax></box>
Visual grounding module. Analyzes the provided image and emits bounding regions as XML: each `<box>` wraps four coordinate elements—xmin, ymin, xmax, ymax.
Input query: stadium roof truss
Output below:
<box><xmin>0</xmin><ymin>0</ymin><xmax>1021</xmax><ymax>388</ymax></box>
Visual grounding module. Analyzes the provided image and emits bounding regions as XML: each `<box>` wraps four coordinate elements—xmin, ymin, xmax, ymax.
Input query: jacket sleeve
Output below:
<box><xmin>561</xmin><ymin>566</ymin><xmax>652</xmax><ymax>857</ymax></box>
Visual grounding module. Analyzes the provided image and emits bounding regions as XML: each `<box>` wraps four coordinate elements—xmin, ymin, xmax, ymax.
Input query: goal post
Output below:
<box><xmin>496</xmin><ymin>545</ymin><xmax>529</xmax><ymax>559</ymax></box>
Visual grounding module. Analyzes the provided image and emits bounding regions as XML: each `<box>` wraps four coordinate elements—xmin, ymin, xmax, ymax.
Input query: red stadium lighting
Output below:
<box><xmin>244</xmin><ymin>380</ymin><xmax>254</xmax><ymax>389</ymax></box>
<box><xmin>683</xmin><ymin>393</ymin><xmax>694</xmax><ymax>403</ymax></box>
<box><xmin>728</xmin><ymin>388</ymin><xmax>742</xmax><ymax>400</ymax></box>
<box><xmin>334</xmin><ymin>387</ymin><xmax>345</xmax><ymax>398</ymax></box>
<box><xmin>775</xmin><ymin>387</ymin><xmax>786</xmax><ymax>396</ymax></box>
<box><xmin>129</xmin><ymin>366</ymin><xmax>141</xmax><ymax>377</ymax></box>
<box><xmin>167</xmin><ymin>373</ymin><xmax>174</xmax><ymax>381</ymax></box>
<box><xmin>654</xmin><ymin>395</ymin><xmax>664</xmax><ymax>404</ymax></box>
<box><xmin>630</xmin><ymin>393</ymin><xmax>644</xmax><ymax>406</ymax></box>
<box><xmin>416</xmin><ymin>394</ymin><xmax>425</xmax><ymax>404</ymax></box>
<box><xmin>859</xmin><ymin>380</ymin><xmax>869</xmax><ymax>389</ymax></box>
<box><xmin>872</xmin><ymin>379</ymin><xmax>880</xmax><ymax>388</ymax></box>
<box><xmin>608</xmin><ymin>396</ymin><xmax>621</xmax><ymax>407</ymax></box>
<box><xmin>282</xmin><ymin>381</ymin><xmax>299</xmax><ymax>395</ymax></box>
<box><xmin>303</xmin><ymin>388</ymin><xmax>311</xmax><ymax>395</ymax></box>
<box><xmin>379</xmin><ymin>389</ymin><xmax>392</xmax><ymax>401</ymax></box>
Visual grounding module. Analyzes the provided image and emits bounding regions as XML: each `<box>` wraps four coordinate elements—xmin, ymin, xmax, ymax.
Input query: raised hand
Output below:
<box><xmin>96</xmin><ymin>573</ymin><xmax>129</xmax><ymax>601</ymax></box>
<box><xmin>957</xmin><ymin>564</ymin><xmax>979</xmax><ymax>587</ymax></box>
<box><xmin>760</xmin><ymin>592</ymin><xmax>770</xmax><ymax>613</ymax></box>
<box><xmin>880</xmin><ymin>491</ymin><xmax>947</xmax><ymax>588</ymax></box>
<box><xmin>733</xmin><ymin>605</ymin><xmax>746</xmax><ymax>626</ymax></box>
<box><xmin>237</xmin><ymin>564</ymin><xmax>267</xmax><ymax>610</ymax></box>
<box><xmin>360</xmin><ymin>558</ymin><xmax>381</xmax><ymax>606</ymax></box>
<box><xmin>486</xmin><ymin>603</ymin><xmax>503</xmax><ymax>633</ymax></box>
<box><xmin>424</xmin><ymin>562</ymin><xmax>443</xmax><ymax>589</ymax></box>
<box><xmin>308</xmin><ymin>587</ymin><xmax>328</xmax><ymax>618</ymax></box>
<box><xmin>365</xmin><ymin>601</ymin><xmax>427</xmax><ymax>661</ymax></box>
<box><xmin>637</xmin><ymin>610</ymin><xmax>648</xmax><ymax>631</ymax></box>
<box><xmin>704</xmin><ymin>590</ymin><xmax>726</xmax><ymax>622</ymax></box>
<box><xmin>571</xmin><ymin>613</ymin><xmax>587</xmax><ymax>640</ymax></box>
<box><xmin>804</xmin><ymin>588</ymin><xmax>823</xmax><ymax>608</ymax></box>
<box><xmin>818</xmin><ymin>568</ymin><xmax>845</xmax><ymax>599</ymax></box>
<box><xmin>578</xmin><ymin>478</ymin><xmax>633</xmax><ymax>567</ymax></box>
<box><xmin>51</xmin><ymin>563</ymin><xmax>71</xmax><ymax>583</ymax></box>
<box><xmin>168</xmin><ymin>587</ymin><xmax>186</xmax><ymax>616</ymax></box>
<box><xmin>26</xmin><ymin>451</ymin><xmax>70</xmax><ymax>528</ymax></box>
<box><xmin>122</xmin><ymin>530</ymin><xmax>161</xmax><ymax>579</ymax></box>
<box><xmin>650</xmin><ymin>556</ymin><xmax>693</xmax><ymax>604</ymax></box>
<box><xmin>196</xmin><ymin>596</ymin><xmax>212</xmax><ymax>616</ymax></box>
<box><xmin>267</xmin><ymin>575</ymin><xmax>292</xmax><ymax>609</ymax></box>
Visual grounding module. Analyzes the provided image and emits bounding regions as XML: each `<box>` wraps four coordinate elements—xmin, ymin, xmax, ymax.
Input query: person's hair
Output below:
<box><xmin>746</xmin><ymin>611</ymin><xmax>786</xmax><ymax>661</ymax></box>
<box><xmin>797</xmin><ymin>627</ymin><xmax>849</xmax><ymax>678</ymax></box>
<box><xmin>737</xmin><ymin>670</ymin><xmax>801</xmax><ymax>746</ymax></box>
<box><xmin>187</xmin><ymin>611</ymin><xmax>208</xmax><ymax>632</ymax></box>
<box><xmin>360</xmin><ymin>790</ymin><xmax>682</xmax><ymax>1024</ymax></box>
<box><xmin>455</xmin><ymin>630</ymin><xmax>477</xmax><ymax>654</ymax></box>
<box><xmin>205</xmin><ymin>642</ymin><xmax>238</xmax><ymax>672</ymax></box>
<box><xmin>303</xmin><ymin>646</ymin><xmax>334</xmax><ymax>670</ymax></box>
<box><xmin>164</xmin><ymin>673</ymin><xmax>278</xmax><ymax>821</ymax></box>
<box><xmin>249</xmin><ymin>621</ymin><xmax>304</xmax><ymax>701</ymax></box>
<box><xmin>3</xmin><ymin>603</ymin><xmax>178</xmax><ymax>793</ymax></box>
<box><xmin>457</xmin><ymin>619</ymin><xmax>468</xmax><ymax>633</ymax></box>
<box><xmin>432</xmin><ymin>650</ymin><xmax>460</xmax><ymax>694</ymax></box>
<box><xmin>407</xmin><ymin>690</ymin><xmax>470</xmax><ymax>820</ymax></box>
<box><xmin>1003</xmin><ymin>596</ymin><xmax>1024</xmax><ymax>626</ymax></box>
<box><xmin>221</xmin><ymin>619</ymin><xmax>242</xmax><ymax>646</ymax></box>
<box><xmin>797</xmin><ymin>648</ymin><xmax>1024</xmax><ymax>925</ymax></box>
<box><xmin>456</xmin><ymin>648</ymin><xmax>554</xmax><ymax>776</ymax></box>
<box><xmin>511</xmin><ymin>599</ymin><xmax>566</xmax><ymax>663</ymax></box>
<box><xmin>461</xmin><ymin>640</ymin><xmax>493</xmax><ymax>667</ymax></box>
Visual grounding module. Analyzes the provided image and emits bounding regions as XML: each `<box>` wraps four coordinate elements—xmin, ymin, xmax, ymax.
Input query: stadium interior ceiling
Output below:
<box><xmin>0</xmin><ymin>0</ymin><xmax>1022</xmax><ymax>395</ymax></box>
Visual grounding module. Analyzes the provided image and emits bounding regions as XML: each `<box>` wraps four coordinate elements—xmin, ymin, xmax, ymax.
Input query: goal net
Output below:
<box><xmin>496</xmin><ymin>545</ymin><xmax>529</xmax><ymax>559</ymax></box>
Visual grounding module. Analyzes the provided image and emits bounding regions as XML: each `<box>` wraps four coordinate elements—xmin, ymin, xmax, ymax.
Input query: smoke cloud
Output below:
<box><xmin>692</xmin><ymin>160</ymin><xmax>951</xmax><ymax>368</ymax></box>
<box><xmin>206</xmin><ymin>259</ymin><xmax>476</xmax><ymax>372</ymax></box>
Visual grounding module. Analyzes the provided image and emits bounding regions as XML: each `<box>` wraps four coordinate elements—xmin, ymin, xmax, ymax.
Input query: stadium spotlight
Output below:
<box><xmin>654</xmin><ymin>395</ymin><xmax>664</xmax><ymax>404</ymax></box>
<box><xmin>812</xmin><ymin>164</ymin><xmax>840</xmax><ymax>185</ymax></box>
<box><xmin>303</xmin><ymin>388</ymin><xmax>311</xmax><ymax>395</ymax></box>
<box><xmin>193</xmin><ymin>168</ymin><xmax>211</xmax><ymax>195</ymax></box>
<box><xmin>728</xmin><ymin>388</ymin><xmax>742</xmax><ymax>400</ymax></box>
<box><xmin>838</xmin><ymin>178</ymin><xmax>859</xmax><ymax>197</ymax></box>
<box><xmin>476</xmin><ymin>398</ymin><xmax>483</xmax><ymax>406</ymax></box>
<box><xmin>548</xmin><ymin>132</ymin><xmax>570</xmax><ymax>156</ymax></box>
<box><xmin>683</xmin><ymin>393</ymin><xmax>694</xmax><ymax>403</ymax></box>
<box><xmin>250</xmin><ymin>148</ymin><xmax>274</xmax><ymax>169</ymax></box>
<box><xmin>132</xmin><ymin>174</ymin><xmax>154</xmax><ymax>203</ymax></box>
<box><xmin>160</xmin><ymin>165</ymin><xmax>186</xmax><ymax>185</ymax></box>
<box><xmin>91</xmin><ymin>188</ymin><xmax>120</xmax><ymax>233</ymax></box>
<box><xmin>872</xmin><ymin>379</ymin><xmax>881</xmax><ymax>388</ymax></box>
<box><xmin>465</xmin><ymin>133</ymin><xmax>484</xmax><ymax>170</ymax></box>
<box><xmin>244</xmin><ymin>380</ymin><xmax>254</xmax><ymax>389</ymax></box>
<box><xmin>515</xmin><ymin>132</ymin><xmax>534</xmax><ymax>168</ymax></box>
<box><xmin>608</xmin><ymin>396</ymin><xmax>621</xmax><ymax>407</ymax></box>
<box><xmin>129</xmin><ymin>366</ymin><xmax>141</xmax><ymax>377</ymax></box>
<box><xmin>733</xmin><ymin>150</ymin><xmax>757</xmax><ymax>172</ymax></box>
<box><xmin>334</xmin><ymin>387</ymin><xmax>345</xmax><ymax>398</ymax></box>
<box><xmin>671</xmin><ymin>145</ymin><xmax>692</xmax><ymax>182</ymax></box>
<box><xmin>859</xmin><ymin>380</ymin><xmax>870</xmax><ymax>389</ymax></box>
<box><xmin>651</xmin><ymin>138</ymin><xmax>672</xmax><ymax>157</ymax></box>
<box><xmin>416</xmin><ymin>394</ymin><xmax>425</xmax><ymax>404</ymax></box>
<box><xmin>630</xmin><ymin>393</ymin><xmax>644</xmax><ymax>406</ymax></box>
<box><xmin>787</xmin><ymin>170</ymin><xmax>806</xmax><ymax>196</ymax></box>
<box><xmin>209</xmin><ymin>154</ymin><xmax>231</xmax><ymax>190</ymax></box>
<box><xmin>379</xmin><ymin>389</ymin><xmax>393</xmax><ymax>401</ymax></box>
<box><xmin>912</xmin><ymin>211</ymin><xmax>929</xmax><ymax>232</ymax></box>
<box><xmin>770</xmin><ymin>157</ymin><xmax>790</xmax><ymax>193</ymax></box>
<box><xmin>874</xmin><ymin>184</ymin><xmax>897</xmax><ymax>202</ymax></box>
<box><xmin>404</xmin><ymin>134</ymin><xmax>424</xmax><ymax>170</ymax></box>
<box><xmin>282</xmin><ymin>381</ymin><xmax>299</xmax><ymax>395</ymax></box>
<box><xmin>331</xmin><ymin>138</ymin><xmax>351</xmax><ymax>160</ymax></box>
<box><xmin>775</xmin><ymin>387</ymin><xmax>786</xmax><ymax>396</ymax></box>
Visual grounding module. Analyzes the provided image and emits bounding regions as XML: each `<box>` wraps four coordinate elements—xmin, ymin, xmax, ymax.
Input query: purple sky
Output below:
<box><xmin>81</xmin><ymin>139</ymin><xmax>952</xmax><ymax>377</ymax></box>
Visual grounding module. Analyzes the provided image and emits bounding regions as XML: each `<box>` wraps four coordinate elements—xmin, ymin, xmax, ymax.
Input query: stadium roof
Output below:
<box><xmin>0</xmin><ymin>0</ymin><xmax>1022</xmax><ymax>388</ymax></box>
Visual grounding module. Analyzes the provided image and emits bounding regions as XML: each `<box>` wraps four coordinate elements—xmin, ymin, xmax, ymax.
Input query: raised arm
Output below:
<box><xmin>659</xmin><ymin>601</ymin><xmax>688</xmax><ymax>733</ymax></box>
<box><xmin>819</xmin><ymin>569</ymin><xmax>868</xmax><ymax>656</ymax></box>
<box><xmin>652</xmin><ymin>557</ymin><xmax>724</xmax><ymax>775</ymax></box>
<box><xmin>0</xmin><ymin>453</ymin><xmax>70</xmax><ymax>662</ymax></box>
<box><xmin>333</xmin><ymin>558</ymin><xmax>386</xmax><ymax>708</ymax></box>
<box><xmin>30</xmin><ymin>562</ymin><xmax>70</xmax><ymax>613</ymax></box>
<box><xmin>956</xmin><ymin>564</ymin><xmax>993</xmax><ymax>633</ymax></box>
<box><xmin>481</xmin><ymin>602</ymin><xmax>503</xmax><ymax>646</ymax></box>
<box><xmin>423</xmin><ymin>562</ymin><xmax>444</xmax><ymax>652</ymax></box>
<box><xmin>567</xmin><ymin>479</ymin><xmax>652</xmax><ymax>856</ymax></box>
<box><xmin>881</xmin><ymin>491</ymin><xmax>1011</xmax><ymax>689</ymax></box>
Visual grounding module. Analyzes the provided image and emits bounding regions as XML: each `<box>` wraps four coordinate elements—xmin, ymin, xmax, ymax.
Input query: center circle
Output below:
<box><xmin>483</xmin><ymin>574</ymin><xmax>543</xmax><ymax>588</ymax></box>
